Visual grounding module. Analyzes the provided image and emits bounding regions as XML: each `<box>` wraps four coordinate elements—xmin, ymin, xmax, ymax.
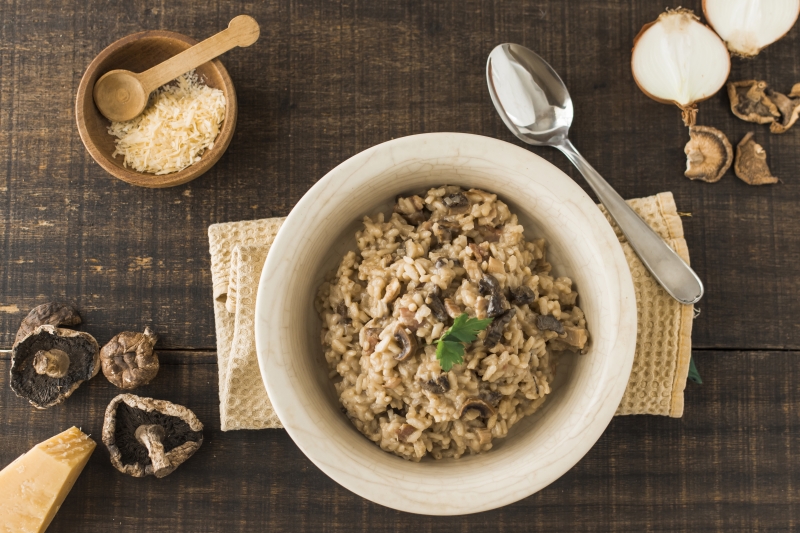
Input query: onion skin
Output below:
<box><xmin>703</xmin><ymin>0</ymin><xmax>800</xmax><ymax>58</ymax></box>
<box><xmin>631</xmin><ymin>8</ymin><xmax>731</xmax><ymax>126</ymax></box>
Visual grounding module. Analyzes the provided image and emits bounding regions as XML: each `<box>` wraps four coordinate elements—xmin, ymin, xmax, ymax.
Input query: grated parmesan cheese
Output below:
<box><xmin>108</xmin><ymin>70</ymin><xmax>226</xmax><ymax>175</ymax></box>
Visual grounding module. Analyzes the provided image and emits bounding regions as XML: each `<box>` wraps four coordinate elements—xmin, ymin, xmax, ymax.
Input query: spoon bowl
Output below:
<box><xmin>487</xmin><ymin>43</ymin><xmax>704</xmax><ymax>305</ymax></box>
<box><xmin>488</xmin><ymin>44</ymin><xmax>573</xmax><ymax>145</ymax></box>
<box><xmin>93</xmin><ymin>69</ymin><xmax>149</xmax><ymax>122</ymax></box>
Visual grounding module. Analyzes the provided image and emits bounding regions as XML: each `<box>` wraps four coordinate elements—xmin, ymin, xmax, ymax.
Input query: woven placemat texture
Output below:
<box><xmin>208</xmin><ymin>192</ymin><xmax>693</xmax><ymax>430</ymax></box>
<box><xmin>209</xmin><ymin>218</ymin><xmax>284</xmax><ymax>430</ymax></box>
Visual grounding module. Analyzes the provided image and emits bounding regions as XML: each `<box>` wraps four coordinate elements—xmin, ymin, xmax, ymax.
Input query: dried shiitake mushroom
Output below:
<box><xmin>103</xmin><ymin>394</ymin><xmax>203</xmax><ymax>478</ymax></box>
<box><xmin>14</xmin><ymin>302</ymin><xmax>81</xmax><ymax>346</ymax></box>
<box><xmin>684</xmin><ymin>126</ymin><xmax>733</xmax><ymax>183</ymax></box>
<box><xmin>735</xmin><ymin>132</ymin><xmax>779</xmax><ymax>186</ymax></box>
<box><xmin>11</xmin><ymin>325</ymin><xmax>100</xmax><ymax>409</ymax></box>
<box><xmin>728</xmin><ymin>81</ymin><xmax>781</xmax><ymax>124</ymax></box>
<box><xmin>768</xmin><ymin>86</ymin><xmax>800</xmax><ymax>134</ymax></box>
<box><xmin>100</xmin><ymin>327</ymin><xmax>159</xmax><ymax>389</ymax></box>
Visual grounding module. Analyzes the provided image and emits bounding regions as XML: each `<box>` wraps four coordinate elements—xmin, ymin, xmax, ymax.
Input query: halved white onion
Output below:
<box><xmin>704</xmin><ymin>0</ymin><xmax>800</xmax><ymax>57</ymax></box>
<box><xmin>632</xmin><ymin>9</ymin><xmax>731</xmax><ymax>126</ymax></box>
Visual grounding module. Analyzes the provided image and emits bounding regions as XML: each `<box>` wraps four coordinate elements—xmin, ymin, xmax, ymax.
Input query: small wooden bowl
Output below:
<box><xmin>76</xmin><ymin>31</ymin><xmax>237</xmax><ymax>188</ymax></box>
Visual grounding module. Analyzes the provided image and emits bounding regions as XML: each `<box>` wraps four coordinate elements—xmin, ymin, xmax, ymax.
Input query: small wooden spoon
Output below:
<box><xmin>93</xmin><ymin>15</ymin><xmax>259</xmax><ymax>122</ymax></box>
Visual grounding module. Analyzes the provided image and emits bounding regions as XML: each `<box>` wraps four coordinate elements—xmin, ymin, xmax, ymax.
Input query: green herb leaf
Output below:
<box><xmin>441</xmin><ymin>314</ymin><xmax>494</xmax><ymax>344</ymax></box>
<box><xmin>434</xmin><ymin>313</ymin><xmax>493</xmax><ymax>371</ymax></box>
<box><xmin>436</xmin><ymin>340</ymin><xmax>465</xmax><ymax>372</ymax></box>
<box><xmin>687</xmin><ymin>357</ymin><xmax>702</xmax><ymax>384</ymax></box>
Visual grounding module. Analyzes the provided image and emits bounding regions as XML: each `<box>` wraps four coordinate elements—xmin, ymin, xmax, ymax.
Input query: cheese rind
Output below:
<box><xmin>0</xmin><ymin>426</ymin><xmax>95</xmax><ymax>533</ymax></box>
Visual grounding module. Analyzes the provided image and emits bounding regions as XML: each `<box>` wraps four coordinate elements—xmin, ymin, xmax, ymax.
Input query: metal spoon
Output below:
<box><xmin>486</xmin><ymin>43</ymin><xmax>703</xmax><ymax>305</ymax></box>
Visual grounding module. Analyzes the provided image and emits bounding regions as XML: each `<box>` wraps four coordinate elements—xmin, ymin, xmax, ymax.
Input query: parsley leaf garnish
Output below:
<box><xmin>436</xmin><ymin>341</ymin><xmax>466</xmax><ymax>373</ymax></box>
<box><xmin>434</xmin><ymin>313</ymin><xmax>493</xmax><ymax>371</ymax></box>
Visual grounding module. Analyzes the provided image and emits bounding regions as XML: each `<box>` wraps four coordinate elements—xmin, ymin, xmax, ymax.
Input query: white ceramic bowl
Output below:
<box><xmin>255</xmin><ymin>133</ymin><xmax>636</xmax><ymax>515</ymax></box>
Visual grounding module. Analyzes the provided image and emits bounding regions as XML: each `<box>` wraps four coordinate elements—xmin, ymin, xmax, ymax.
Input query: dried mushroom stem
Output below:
<box><xmin>32</xmin><ymin>349</ymin><xmax>70</xmax><ymax>378</ymax></box>
<box><xmin>134</xmin><ymin>425</ymin><xmax>171</xmax><ymax>477</ymax></box>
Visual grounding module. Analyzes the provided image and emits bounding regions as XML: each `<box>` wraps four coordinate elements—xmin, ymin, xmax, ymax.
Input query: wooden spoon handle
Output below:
<box><xmin>137</xmin><ymin>15</ymin><xmax>259</xmax><ymax>94</ymax></box>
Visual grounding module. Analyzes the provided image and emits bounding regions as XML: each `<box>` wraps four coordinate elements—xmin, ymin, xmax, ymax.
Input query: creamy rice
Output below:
<box><xmin>315</xmin><ymin>186</ymin><xmax>589</xmax><ymax>461</ymax></box>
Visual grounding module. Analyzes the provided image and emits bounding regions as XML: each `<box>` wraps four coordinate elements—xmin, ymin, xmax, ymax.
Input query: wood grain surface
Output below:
<box><xmin>1</xmin><ymin>0</ymin><xmax>798</xmax><ymax>531</ymax></box>
<box><xmin>1</xmin><ymin>350</ymin><xmax>797</xmax><ymax>531</ymax></box>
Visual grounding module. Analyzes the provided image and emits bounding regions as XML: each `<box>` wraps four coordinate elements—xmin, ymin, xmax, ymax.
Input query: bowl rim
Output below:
<box><xmin>255</xmin><ymin>132</ymin><xmax>637</xmax><ymax>515</ymax></box>
<box><xmin>75</xmin><ymin>29</ymin><xmax>237</xmax><ymax>188</ymax></box>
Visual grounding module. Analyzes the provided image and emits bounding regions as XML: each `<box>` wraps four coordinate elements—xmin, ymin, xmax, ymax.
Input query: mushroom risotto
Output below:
<box><xmin>316</xmin><ymin>186</ymin><xmax>589</xmax><ymax>461</ymax></box>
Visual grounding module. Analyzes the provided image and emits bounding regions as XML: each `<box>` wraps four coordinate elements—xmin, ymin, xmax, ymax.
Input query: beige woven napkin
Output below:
<box><xmin>208</xmin><ymin>192</ymin><xmax>693</xmax><ymax>431</ymax></box>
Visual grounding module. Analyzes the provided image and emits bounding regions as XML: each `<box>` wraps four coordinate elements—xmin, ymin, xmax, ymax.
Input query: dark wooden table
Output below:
<box><xmin>1</xmin><ymin>1</ymin><xmax>798</xmax><ymax>531</ymax></box>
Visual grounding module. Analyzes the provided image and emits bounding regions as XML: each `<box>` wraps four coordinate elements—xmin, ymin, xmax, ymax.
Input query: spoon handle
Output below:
<box><xmin>138</xmin><ymin>15</ymin><xmax>260</xmax><ymax>94</ymax></box>
<box><xmin>557</xmin><ymin>139</ymin><xmax>704</xmax><ymax>305</ymax></box>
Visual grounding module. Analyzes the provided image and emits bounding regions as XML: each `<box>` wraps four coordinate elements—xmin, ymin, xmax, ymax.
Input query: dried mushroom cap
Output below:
<box><xmin>14</xmin><ymin>302</ymin><xmax>81</xmax><ymax>346</ymax></box>
<box><xmin>103</xmin><ymin>394</ymin><xmax>203</xmax><ymax>478</ymax></box>
<box><xmin>728</xmin><ymin>81</ymin><xmax>781</xmax><ymax>124</ymax></box>
<box><xmin>100</xmin><ymin>327</ymin><xmax>159</xmax><ymax>389</ymax></box>
<box><xmin>684</xmin><ymin>126</ymin><xmax>733</xmax><ymax>183</ymax></box>
<box><xmin>10</xmin><ymin>325</ymin><xmax>99</xmax><ymax>409</ymax></box>
<box><xmin>767</xmin><ymin>89</ymin><xmax>800</xmax><ymax>134</ymax></box>
<box><xmin>735</xmin><ymin>132</ymin><xmax>779</xmax><ymax>186</ymax></box>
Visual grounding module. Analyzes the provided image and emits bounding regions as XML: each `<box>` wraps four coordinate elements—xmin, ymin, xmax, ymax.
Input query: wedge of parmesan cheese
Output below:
<box><xmin>0</xmin><ymin>426</ymin><xmax>95</xmax><ymax>533</ymax></box>
<box><xmin>108</xmin><ymin>70</ymin><xmax>226</xmax><ymax>175</ymax></box>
